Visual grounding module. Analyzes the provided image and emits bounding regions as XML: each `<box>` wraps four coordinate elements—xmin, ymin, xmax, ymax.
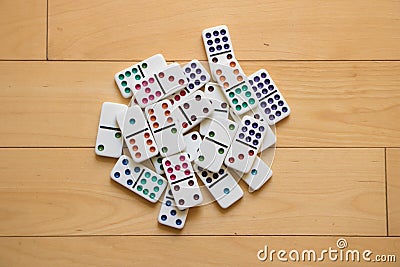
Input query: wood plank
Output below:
<box><xmin>0</xmin><ymin>0</ymin><xmax>46</xmax><ymax>59</ymax></box>
<box><xmin>0</xmin><ymin>236</ymin><xmax>399</xmax><ymax>266</ymax></box>
<box><xmin>0</xmin><ymin>148</ymin><xmax>385</xmax><ymax>236</ymax></box>
<box><xmin>387</xmin><ymin>149</ymin><xmax>400</xmax><ymax>236</ymax></box>
<box><xmin>48</xmin><ymin>0</ymin><xmax>400</xmax><ymax>60</ymax></box>
<box><xmin>0</xmin><ymin>61</ymin><xmax>128</xmax><ymax>147</ymax></box>
<box><xmin>0</xmin><ymin>61</ymin><xmax>399</xmax><ymax>147</ymax></box>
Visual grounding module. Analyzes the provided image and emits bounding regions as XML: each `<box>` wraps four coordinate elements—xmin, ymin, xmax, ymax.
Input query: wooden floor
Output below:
<box><xmin>0</xmin><ymin>0</ymin><xmax>399</xmax><ymax>266</ymax></box>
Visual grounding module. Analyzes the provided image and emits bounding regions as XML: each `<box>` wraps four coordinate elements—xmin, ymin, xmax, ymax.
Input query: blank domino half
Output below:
<box><xmin>95</xmin><ymin>102</ymin><xmax>128</xmax><ymax>158</ymax></box>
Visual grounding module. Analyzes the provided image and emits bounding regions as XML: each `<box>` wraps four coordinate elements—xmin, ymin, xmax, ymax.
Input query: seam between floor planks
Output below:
<box><xmin>46</xmin><ymin>0</ymin><xmax>49</xmax><ymax>60</ymax></box>
<box><xmin>387</xmin><ymin>149</ymin><xmax>400</xmax><ymax>236</ymax></box>
<box><xmin>47</xmin><ymin>0</ymin><xmax>400</xmax><ymax>61</ymax></box>
<box><xmin>1</xmin><ymin>60</ymin><xmax>399</xmax><ymax>147</ymax></box>
<box><xmin>0</xmin><ymin>234</ymin><xmax>393</xmax><ymax>238</ymax></box>
<box><xmin>385</xmin><ymin>148</ymin><xmax>389</xmax><ymax>236</ymax></box>
<box><xmin>0</xmin><ymin>148</ymin><xmax>386</xmax><ymax>236</ymax></box>
<box><xmin>2</xmin><ymin>59</ymin><xmax>400</xmax><ymax>62</ymax></box>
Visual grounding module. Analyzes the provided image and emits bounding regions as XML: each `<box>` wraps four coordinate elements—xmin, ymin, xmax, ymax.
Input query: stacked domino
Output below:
<box><xmin>95</xmin><ymin>25</ymin><xmax>291</xmax><ymax>230</ymax></box>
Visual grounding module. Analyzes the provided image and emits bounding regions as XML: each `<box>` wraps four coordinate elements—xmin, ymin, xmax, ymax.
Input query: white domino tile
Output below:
<box><xmin>114</xmin><ymin>54</ymin><xmax>167</xmax><ymax>98</ymax></box>
<box><xmin>225</xmin><ymin>115</ymin><xmax>268</xmax><ymax>173</ymax></box>
<box><xmin>95</xmin><ymin>102</ymin><xmax>127</xmax><ymax>158</ymax></box>
<box><xmin>194</xmin><ymin>164</ymin><xmax>243</xmax><ymax>208</ymax></box>
<box><xmin>248</xmin><ymin>69</ymin><xmax>291</xmax><ymax>125</ymax></box>
<box><xmin>183</xmin><ymin>131</ymin><xmax>202</xmax><ymax>162</ymax></box>
<box><xmin>171</xmin><ymin>91</ymin><xmax>213</xmax><ymax>134</ymax></box>
<box><xmin>110</xmin><ymin>155</ymin><xmax>167</xmax><ymax>203</ymax></box>
<box><xmin>158</xmin><ymin>186</ymin><xmax>189</xmax><ymax>229</ymax></box>
<box><xmin>233</xmin><ymin>156</ymin><xmax>273</xmax><ymax>192</ymax></box>
<box><xmin>195</xmin><ymin>118</ymin><xmax>238</xmax><ymax>173</ymax></box>
<box><xmin>145</xmin><ymin>100</ymin><xmax>186</xmax><ymax>157</ymax></box>
<box><xmin>162</xmin><ymin>153</ymin><xmax>203</xmax><ymax>210</ymax></box>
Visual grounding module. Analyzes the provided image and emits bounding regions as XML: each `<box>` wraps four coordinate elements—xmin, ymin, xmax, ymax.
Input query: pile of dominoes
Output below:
<box><xmin>95</xmin><ymin>25</ymin><xmax>291</xmax><ymax>229</ymax></box>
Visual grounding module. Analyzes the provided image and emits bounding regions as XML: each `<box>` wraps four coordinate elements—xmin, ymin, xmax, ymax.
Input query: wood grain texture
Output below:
<box><xmin>0</xmin><ymin>148</ymin><xmax>385</xmax><ymax>236</ymax></box>
<box><xmin>0</xmin><ymin>0</ymin><xmax>46</xmax><ymax>59</ymax></box>
<box><xmin>0</xmin><ymin>1</ymin><xmax>398</xmax><ymax>265</ymax></box>
<box><xmin>387</xmin><ymin>149</ymin><xmax>400</xmax><ymax>236</ymax></box>
<box><xmin>48</xmin><ymin>0</ymin><xmax>400</xmax><ymax>60</ymax></box>
<box><xmin>0</xmin><ymin>236</ymin><xmax>399</xmax><ymax>266</ymax></box>
<box><xmin>1</xmin><ymin>61</ymin><xmax>399</xmax><ymax>147</ymax></box>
